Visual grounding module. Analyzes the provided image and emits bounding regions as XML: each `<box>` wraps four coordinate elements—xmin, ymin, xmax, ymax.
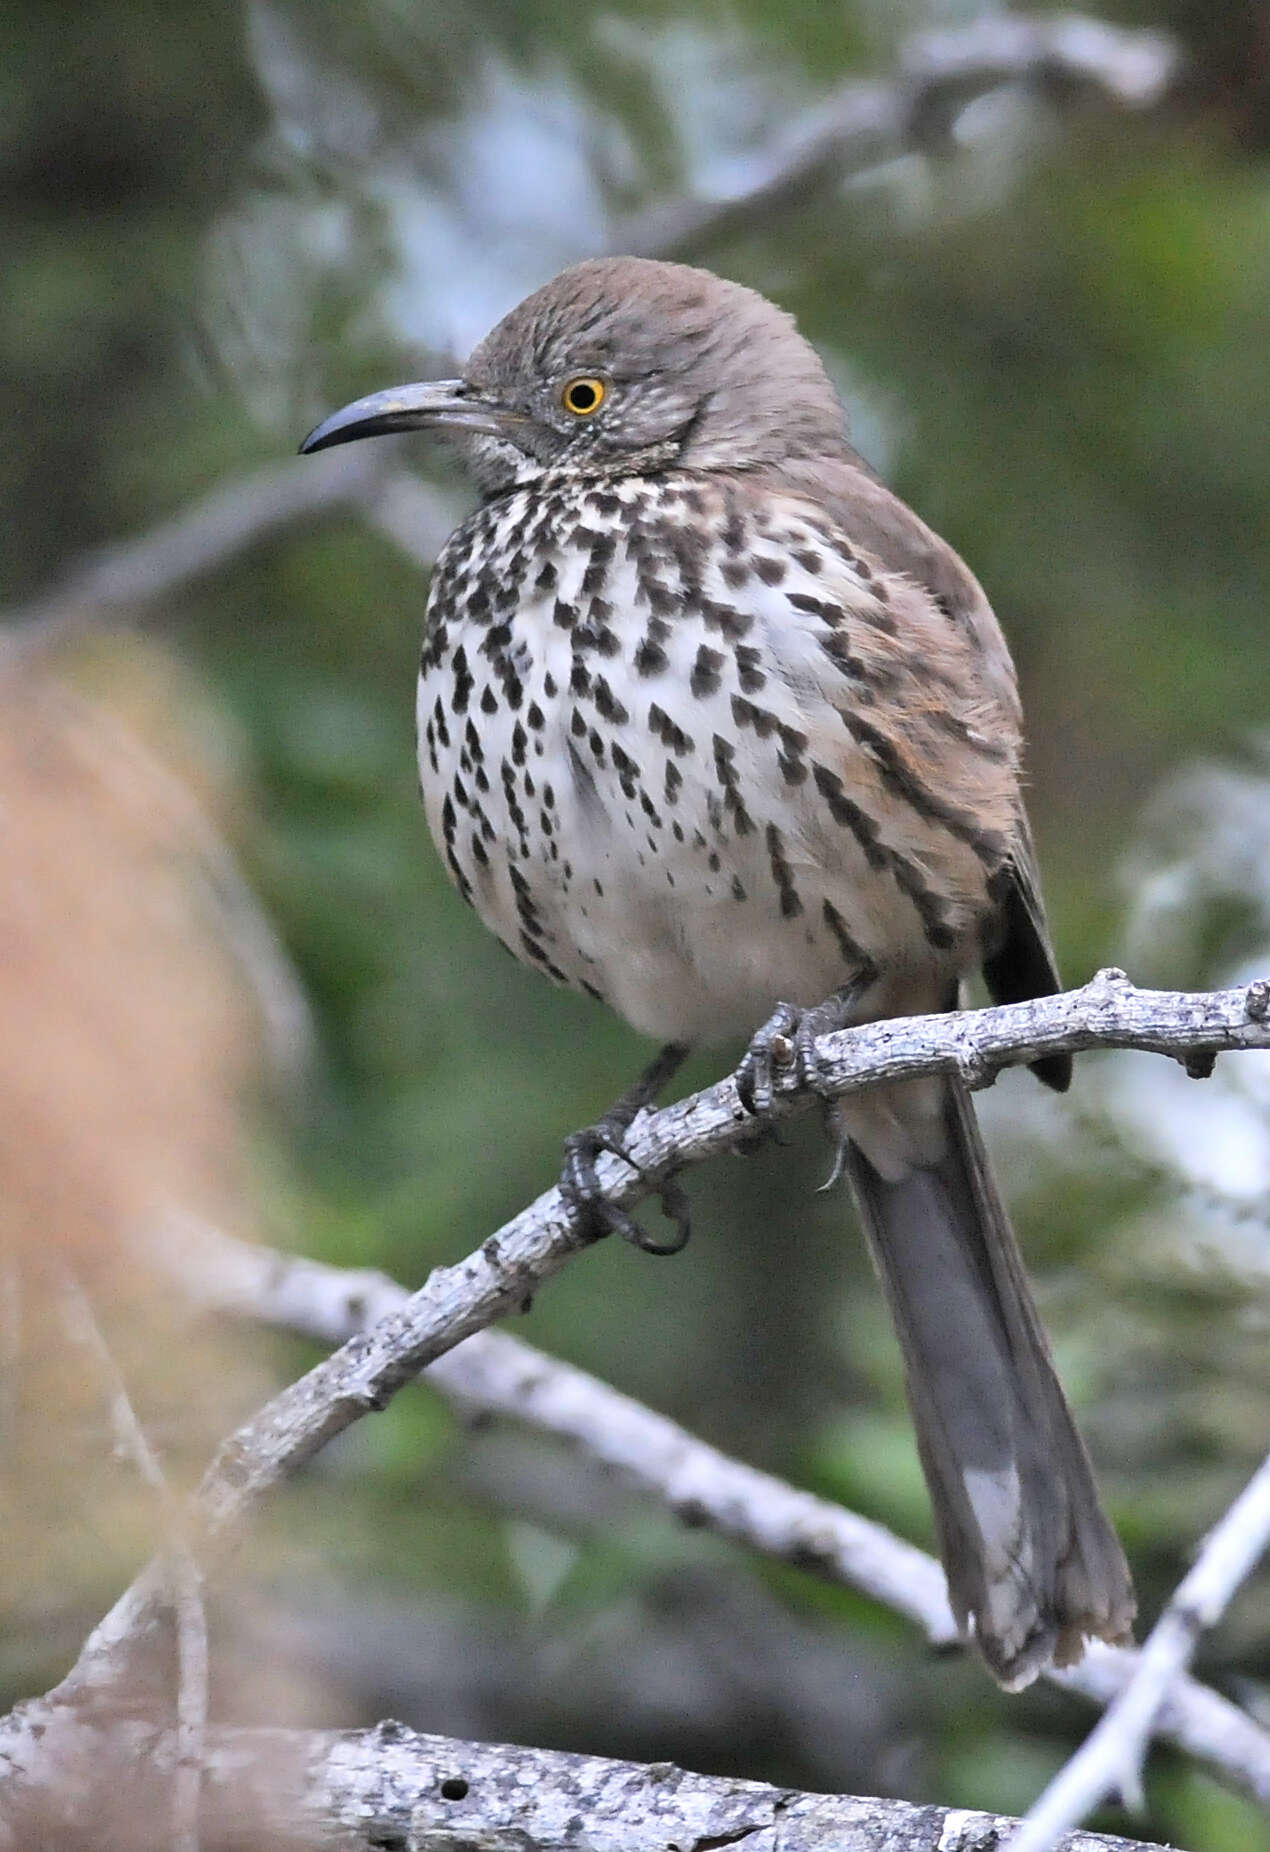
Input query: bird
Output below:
<box><xmin>301</xmin><ymin>255</ymin><xmax>1135</xmax><ymax>1688</ymax></box>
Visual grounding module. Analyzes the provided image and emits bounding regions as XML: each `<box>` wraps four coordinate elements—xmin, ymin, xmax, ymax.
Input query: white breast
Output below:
<box><xmin>417</xmin><ymin>472</ymin><xmax>987</xmax><ymax>1046</ymax></box>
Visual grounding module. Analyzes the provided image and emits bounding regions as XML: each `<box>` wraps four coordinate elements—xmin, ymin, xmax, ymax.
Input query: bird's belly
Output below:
<box><xmin>418</xmin><ymin>638</ymin><xmax>945</xmax><ymax>1049</ymax></box>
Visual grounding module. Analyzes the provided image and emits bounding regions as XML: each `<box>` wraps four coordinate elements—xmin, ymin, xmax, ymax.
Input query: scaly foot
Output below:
<box><xmin>558</xmin><ymin>1043</ymin><xmax>691</xmax><ymax>1255</ymax></box>
<box><xmin>736</xmin><ymin>978</ymin><xmax>874</xmax><ymax>1117</ymax></box>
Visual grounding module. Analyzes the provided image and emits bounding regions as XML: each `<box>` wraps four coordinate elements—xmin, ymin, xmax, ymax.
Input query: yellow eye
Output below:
<box><xmin>561</xmin><ymin>376</ymin><xmax>607</xmax><ymax>416</ymax></box>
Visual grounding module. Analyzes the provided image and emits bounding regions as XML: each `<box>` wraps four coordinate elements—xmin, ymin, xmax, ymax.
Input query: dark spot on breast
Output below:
<box><xmin>788</xmin><ymin>591</ymin><xmax>843</xmax><ymax>625</ymax></box>
<box><xmin>634</xmin><ymin>638</ymin><xmax>668</xmax><ymax>676</ymax></box>
<box><xmin>450</xmin><ymin>646</ymin><xmax>474</xmax><ymax>713</ymax></box>
<box><xmin>765</xmin><ymin>823</ymin><xmax>803</xmax><ymax>919</ymax></box>
<box><xmin>691</xmin><ymin>645</ymin><xmax>724</xmax><ymax>698</ymax></box>
<box><xmin>648</xmin><ymin>704</ymin><xmax>694</xmax><ymax>757</ymax></box>
<box><xmin>592</xmin><ymin>677</ymin><xmax>629</xmax><ymax>726</ymax></box>
<box><xmin>734</xmin><ymin>645</ymin><xmax>765</xmax><ymax>692</ymax></box>
<box><xmin>701</xmin><ymin>597</ymin><xmax>752</xmax><ymax>641</ymax></box>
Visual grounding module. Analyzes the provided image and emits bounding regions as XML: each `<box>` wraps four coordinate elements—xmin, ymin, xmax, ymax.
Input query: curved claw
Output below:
<box><xmin>636</xmin><ymin>1177</ymin><xmax>692</xmax><ymax>1255</ymax></box>
<box><xmin>817</xmin><ymin>1138</ymin><xmax>850</xmax><ymax>1193</ymax></box>
<box><xmin>559</xmin><ymin>1125</ymin><xmax>690</xmax><ymax>1256</ymax></box>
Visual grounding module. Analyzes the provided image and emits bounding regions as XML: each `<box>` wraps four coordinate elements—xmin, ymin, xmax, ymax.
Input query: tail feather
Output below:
<box><xmin>842</xmin><ymin>1077</ymin><xmax>1134</xmax><ymax>1688</ymax></box>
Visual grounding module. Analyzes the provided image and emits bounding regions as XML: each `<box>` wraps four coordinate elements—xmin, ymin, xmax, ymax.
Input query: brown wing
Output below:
<box><xmin>982</xmin><ymin>814</ymin><xmax>1072</xmax><ymax>1091</ymax></box>
<box><xmin>755</xmin><ymin>455</ymin><xmax>1072</xmax><ymax>1091</ymax></box>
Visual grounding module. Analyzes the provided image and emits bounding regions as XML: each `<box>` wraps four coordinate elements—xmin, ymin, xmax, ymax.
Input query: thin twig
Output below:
<box><xmin>56</xmin><ymin>1268</ymin><xmax>208</xmax><ymax>1852</ymax></box>
<box><xmin>1007</xmin><ymin>1450</ymin><xmax>1270</xmax><ymax>1852</ymax></box>
<box><xmin>0</xmin><ymin>446</ymin><xmax>429</xmax><ymax>643</ymax></box>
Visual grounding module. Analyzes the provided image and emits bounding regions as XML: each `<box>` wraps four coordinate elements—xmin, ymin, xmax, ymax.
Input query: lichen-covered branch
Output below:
<box><xmin>0</xmin><ymin>1716</ymin><xmax>1177</xmax><ymax>1852</ymax></box>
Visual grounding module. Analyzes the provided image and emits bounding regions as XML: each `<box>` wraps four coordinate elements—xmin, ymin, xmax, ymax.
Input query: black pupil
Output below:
<box><xmin>569</xmin><ymin>381</ymin><xmax>598</xmax><ymax>412</ymax></box>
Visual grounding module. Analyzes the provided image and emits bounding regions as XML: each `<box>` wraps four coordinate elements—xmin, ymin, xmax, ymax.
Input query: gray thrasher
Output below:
<box><xmin>302</xmin><ymin>255</ymin><xmax>1134</xmax><ymax>1687</ymax></box>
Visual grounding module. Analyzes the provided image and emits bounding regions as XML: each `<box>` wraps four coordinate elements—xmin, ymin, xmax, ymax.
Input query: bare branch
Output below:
<box><xmin>613</xmin><ymin>14</ymin><xmax>1178</xmax><ymax>259</ymax></box>
<box><xmin>0</xmin><ymin>15</ymin><xmax>1178</xmax><ymax>655</ymax></box>
<box><xmin>0</xmin><ymin>1715</ymin><xmax>1182</xmax><ymax>1852</ymax></box>
<box><xmin>210</xmin><ymin>1722</ymin><xmax>1177</xmax><ymax>1852</ymax></box>
<box><xmin>56</xmin><ymin>1268</ymin><xmax>208</xmax><ymax>1852</ymax></box>
<box><xmin>0</xmin><ymin>447</ymin><xmax>458</xmax><ymax>645</ymax></box>
<box><xmin>156</xmin><ymin>1213</ymin><xmax>1270</xmax><ymax>1809</ymax></box>
<box><xmin>903</xmin><ymin>14</ymin><xmax>1178</xmax><ymax>105</ymax></box>
<box><xmin>1008</xmin><ymin>1450</ymin><xmax>1270</xmax><ymax>1852</ymax></box>
<box><xmin>42</xmin><ymin>971</ymin><xmax>1270</xmax><ymax>1711</ymax></box>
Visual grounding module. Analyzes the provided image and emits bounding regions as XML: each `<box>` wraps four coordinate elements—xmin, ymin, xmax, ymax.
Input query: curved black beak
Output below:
<box><xmin>299</xmin><ymin>380</ymin><xmax>518</xmax><ymax>454</ymax></box>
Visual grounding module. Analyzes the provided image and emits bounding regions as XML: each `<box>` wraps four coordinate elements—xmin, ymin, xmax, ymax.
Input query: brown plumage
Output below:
<box><xmin>302</xmin><ymin>255</ymin><xmax>1135</xmax><ymax>1686</ymax></box>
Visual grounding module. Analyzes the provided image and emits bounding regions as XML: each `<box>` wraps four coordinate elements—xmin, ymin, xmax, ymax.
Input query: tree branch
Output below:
<box><xmin>614</xmin><ymin>14</ymin><xmax>1177</xmax><ymax>260</ymax></box>
<box><xmin>0</xmin><ymin>1716</ymin><xmax>1181</xmax><ymax>1852</ymax></box>
<box><xmin>156</xmin><ymin>1212</ymin><xmax>1270</xmax><ymax>1810</ymax></box>
<box><xmin>40</xmin><ymin>971</ymin><xmax>1270</xmax><ymax>1715</ymax></box>
<box><xmin>0</xmin><ymin>448</ymin><xmax>461</xmax><ymax>646</ymax></box>
<box><xmin>0</xmin><ymin>15</ymin><xmax>1178</xmax><ymax>653</ymax></box>
<box><xmin>1008</xmin><ymin>1449</ymin><xmax>1270</xmax><ymax>1851</ymax></box>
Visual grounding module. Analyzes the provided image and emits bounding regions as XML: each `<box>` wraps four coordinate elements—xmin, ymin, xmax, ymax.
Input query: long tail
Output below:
<box><xmin>842</xmin><ymin>1076</ymin><xmax>1134</xmax><ymax>1688</ymax></box>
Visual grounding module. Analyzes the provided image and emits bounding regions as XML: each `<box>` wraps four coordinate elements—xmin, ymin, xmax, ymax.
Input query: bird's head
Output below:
<box><xmin>300</xmin><ymin>256</ymin><xmax>847</xmax><ymax>495</ymax></box>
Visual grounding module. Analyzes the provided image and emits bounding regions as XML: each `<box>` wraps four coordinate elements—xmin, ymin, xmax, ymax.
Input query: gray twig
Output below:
<box><xmin>0</xmin><ymin>446</ymin><xmax>445</xmax><ymax>643</ymax></box>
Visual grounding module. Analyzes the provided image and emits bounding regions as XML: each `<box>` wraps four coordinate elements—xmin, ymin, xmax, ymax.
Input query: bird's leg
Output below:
<box><xmin>560</xmin><ymin>1041</ymin><xmax>691</xmax><ymax>1255</ymax></box>
<box><xmin>736</xmin><ymin>974</ymin><xmax>874</xmax><ymax>1117</ymax></box>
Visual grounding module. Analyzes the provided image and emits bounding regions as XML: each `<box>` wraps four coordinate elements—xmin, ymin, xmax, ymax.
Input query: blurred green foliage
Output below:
<box><xmin>4</xmin><ymin>1</ymin><xmax>1270</xmax><ymax>1846</ymax></box>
